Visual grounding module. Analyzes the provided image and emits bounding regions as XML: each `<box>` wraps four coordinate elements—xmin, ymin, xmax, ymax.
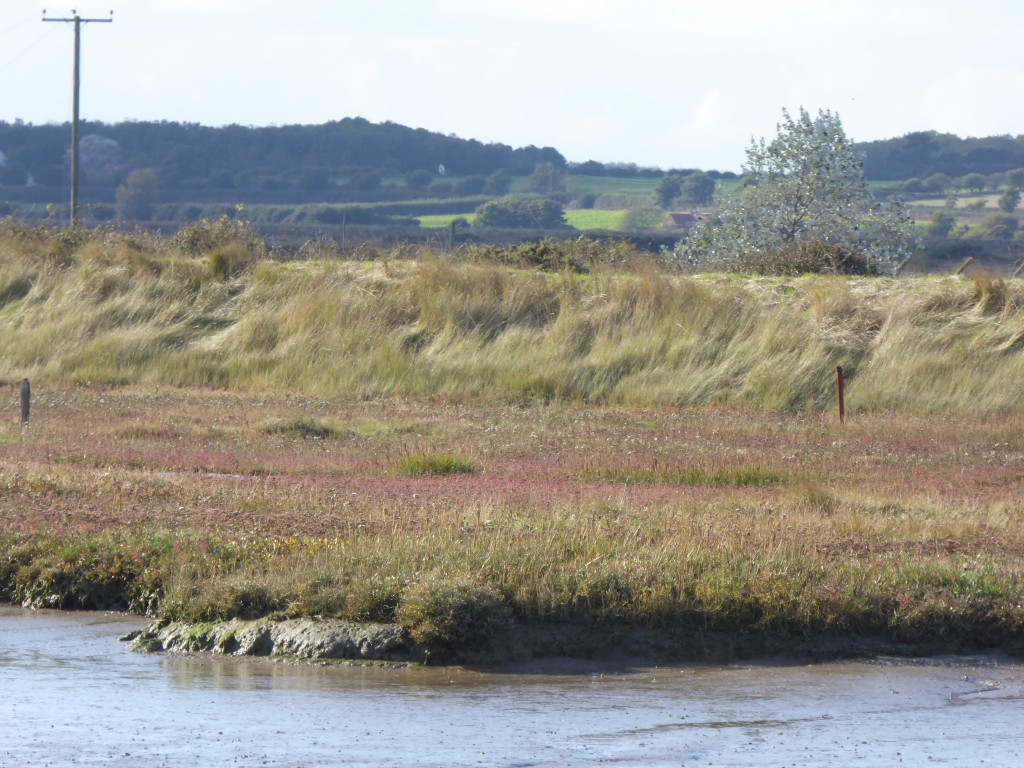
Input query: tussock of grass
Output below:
<box><xmin>394</xmin><ymin>452</ymin><xmax>476</xmax><ymax>476</ymax></box>
<box><xmin>261</xmin><ymin>418</ymin><xmax>337</xmax><ymax>440</ymax></box>
<box><xmin>588</xmin><ymin>464</ymin><xmax>786</xmax><ymax>488</ymax></box>
<box><xmin>396</xmin><ymin>576</ymin><xmax>511</xmax><ymax>659</ymax></box>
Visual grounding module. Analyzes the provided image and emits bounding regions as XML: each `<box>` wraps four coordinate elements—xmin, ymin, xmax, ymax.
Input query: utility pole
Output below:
<box><xmin>43</xmin><ymin>9</ymin><xmax>113</xmax><ymax>228</ymax></box>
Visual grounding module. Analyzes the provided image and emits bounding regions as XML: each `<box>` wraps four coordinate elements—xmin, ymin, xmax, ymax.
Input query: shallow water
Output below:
<box><xmin>1</xmin><ymin>606</ymin><xmax>1022</xmax><ymax>767</ymax></box>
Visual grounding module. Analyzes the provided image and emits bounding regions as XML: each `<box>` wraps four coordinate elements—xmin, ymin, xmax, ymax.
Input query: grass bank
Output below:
<box><xmin>2</xmin><ymin>222</ymin><xmax>1024</xmax><ymax>414</ymax></box>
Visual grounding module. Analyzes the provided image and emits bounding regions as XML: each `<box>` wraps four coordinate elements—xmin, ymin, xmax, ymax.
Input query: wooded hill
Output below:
<box><xmin>5</xmin><ymin>118</ymin><xmax>1024</xmax><ymax>203</ymax></box>
<box><xmin>859</xmin><ymin>131</ymin><xmax>1024</xmax><ymax>180</ymax></box>
<box><xmin>0</xmin><ymin>117</ymin><xmax>566</xmax><ymax>204</ymax></box>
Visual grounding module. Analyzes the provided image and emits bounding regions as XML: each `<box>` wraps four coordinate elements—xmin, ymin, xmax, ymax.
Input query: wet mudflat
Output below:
<box><xmin>1</xmin><ymin>606</ymin><xmax>1022</xmax><ymax>768</ymax></box>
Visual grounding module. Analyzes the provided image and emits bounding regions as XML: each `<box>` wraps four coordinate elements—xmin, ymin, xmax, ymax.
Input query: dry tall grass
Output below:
<box><xmin>3</xmin><ymin>223</ymin><xmax>1024</xmax><ymax>413</ymax></box>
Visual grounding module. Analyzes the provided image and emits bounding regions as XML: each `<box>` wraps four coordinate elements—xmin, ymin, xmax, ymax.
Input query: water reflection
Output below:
<box><xmin>2</xmin><ymin>606</ymin><xmax>1022</xmax><ymax>767</ymax></box>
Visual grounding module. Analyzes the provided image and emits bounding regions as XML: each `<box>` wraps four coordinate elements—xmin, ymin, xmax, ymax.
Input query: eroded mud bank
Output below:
<box><xmin>128</xmin><ymin>616</ymin><xmax>936</xmax><ymax>666</ymax></box>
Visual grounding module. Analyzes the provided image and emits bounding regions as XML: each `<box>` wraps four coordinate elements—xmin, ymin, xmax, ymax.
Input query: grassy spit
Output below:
<box><xmin>0</xmin><ymin>222</ymin><xmax>1022</xmax><ymax>658</ymax></box>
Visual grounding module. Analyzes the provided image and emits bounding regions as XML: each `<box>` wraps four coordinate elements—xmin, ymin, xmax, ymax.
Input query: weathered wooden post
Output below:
<box><xmin>955</xmin><ymin>256</ymin><xmax>974</xmax><ymax>276</ymax></box>
<box><xmin>20</xmin><ymin>378</ymin><xmax>30</xmax><ymax>426</ymax></box>
<box><xmin>836</xmin><ymin>366</ymin><xmax>845</xmax><ymax>425</ymax></box>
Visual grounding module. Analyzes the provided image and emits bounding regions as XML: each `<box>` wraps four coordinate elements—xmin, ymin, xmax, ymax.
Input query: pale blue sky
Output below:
<box><xmin>1</xmin><ymin>0</ymin><xmax>1021</xmax><ymax>171</ymax></box>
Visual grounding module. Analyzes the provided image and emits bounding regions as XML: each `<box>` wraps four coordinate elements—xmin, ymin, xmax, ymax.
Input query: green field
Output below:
<box><xmin>565</xmin><ymin>175</ymin><xmax>661</xmax><ymax>196</ymax></box>
<box><xmin>563</xmin><ymin>209</ymin><xmax>631</xmax><ymax>230</ymax></box>
<box><xmin>417</xmin><ymin>213</ymin><xmax>477</xmax><ymax>228</ymax></box>
<box><xmin>418</xmin><ymin>208</ymin><xmax>633</xmax><ymax>231</ymax></box>
<box><xmin>911</xmin><ymin>194</ymin><xmax>997</xmax><ymax>208</ymax></box>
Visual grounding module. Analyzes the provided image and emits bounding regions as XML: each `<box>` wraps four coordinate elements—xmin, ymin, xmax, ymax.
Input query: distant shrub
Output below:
<box><xmin>494</xmin><ymin>237</ymin><xmax>633</xmax><ymax>273</ymax></box>
<box><xmin>344</xmin><ymin>170</ymin><xmax>382</xmax><ymax>192</ymax></box>
<box><xmin>162</xmin><ymin>577</ymin><xmax>285</xmax><ymax>623</ymax></box>
<box><xmin>622</xmin><ymin>207</ymin><xmax>665</xmax><ymax>230</ymax></box>
<box><xmin>453</xmin><ymin>175</ymin><xmax>486</xmax><ymax>195</ymax></box>
<box><xmin>483</xmin><ymin>169</ymin><xmax>512</xmax><ymax>195</ymax></box>
<box><xmin>589</xmin><ymin>465</ymin><xmax>785</xmax><ymax>488</ymax></box>
<box><xmin>573</xmin><ymin>192</ymin><xmax>598</xmax><ymax>209</ymax></box>
<box><xmin>405</xmin><ymin>169</ymin><xmax>433</xmax><ymax>190</ymax></box>
<box><xmin>474</xmin><ymin>197</ymin><xmax>567</xmax><ymax>229</ymax></box>
<box><xmin>170</xmin><ymin>214</ymin><xmax>264</xmax><ymax>258</ymax></box>
<box><xmin>969</xmin><ymin>213</ymin><xmax>1018</xmax><ymax>240</ymax></box>
<box><xmin>927</xmin><ymin>211</ymin><xmax>957</xmax><ymax>238</ymax></box>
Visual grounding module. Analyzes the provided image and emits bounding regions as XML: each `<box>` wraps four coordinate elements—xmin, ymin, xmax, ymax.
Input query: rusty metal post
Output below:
<box><xmin>836</xmin><ymin>366</ymin><xmax>845</xmax><ymax>424</ymax></box>
<box><xmin>20</xmin><ymin>378</ymin><xmax>30</xmax><ymax>426</ymax></box>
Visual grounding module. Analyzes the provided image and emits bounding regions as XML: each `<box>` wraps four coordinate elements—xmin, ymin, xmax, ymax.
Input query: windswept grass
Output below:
<box><xmin>2</xmin><ymin>223</ymin><xmax>1024</xmax><ymax>414</ymax></box>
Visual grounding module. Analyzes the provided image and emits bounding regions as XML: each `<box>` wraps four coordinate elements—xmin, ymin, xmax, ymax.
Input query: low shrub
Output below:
<box><xmin>396</xmin><ymin>577</ymin><xmax>512</xmax><ymax>659</ymax></box>
<box><xmin>726</xmin><ymin>239</ymin><xmax>883</xmax><ymax>276</ymax></box>
<box><xmin>170</xmin><ymin>214</ymin><xmax>265</xmax><ymax>259</ymax></box>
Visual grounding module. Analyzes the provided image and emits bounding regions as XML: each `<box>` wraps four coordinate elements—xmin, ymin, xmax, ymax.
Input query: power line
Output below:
<box><xmin>0</xmin><ymin>13</ymin><xmax>39</xmax><ymax>37</ymax></box>
<box><xmin>43</xmin><ymin>10</ymin><xmax>114</xmax><ymax>228</ymax></box>
<box><xmin>0</xmin><ymin>25</ymin><xmax>60</xmax><ymax>76</ymax></box>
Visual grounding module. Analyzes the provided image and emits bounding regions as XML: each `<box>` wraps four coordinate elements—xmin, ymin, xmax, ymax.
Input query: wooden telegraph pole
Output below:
<box><xmin>43</xmin><ymin>9</ymin><xmax>114</xmax><ymax>228</ymax></box>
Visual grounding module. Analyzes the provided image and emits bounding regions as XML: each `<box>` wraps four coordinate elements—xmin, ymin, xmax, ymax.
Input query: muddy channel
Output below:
<box><xmin>1</xmin><ymin>606</ymin><xmax>1022</xmax><ymax>767</ymax></box>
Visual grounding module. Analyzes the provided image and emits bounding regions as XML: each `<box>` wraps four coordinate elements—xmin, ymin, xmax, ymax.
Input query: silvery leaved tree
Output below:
<box><xmin>673</xmin><ymin>108</ymin><xmax>917</xmax><ymax>273</ymax></box>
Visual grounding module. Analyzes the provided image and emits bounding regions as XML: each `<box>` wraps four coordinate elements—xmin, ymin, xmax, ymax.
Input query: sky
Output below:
<box><xmin>1</xmin><ymin>0</ymin><xmax>1022</xmax><ymax>172</ymax></box>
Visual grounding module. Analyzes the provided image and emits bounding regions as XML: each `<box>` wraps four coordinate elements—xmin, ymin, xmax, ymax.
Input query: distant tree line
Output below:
<box><xmin>857</xmin><ymin>131</ymin><xmax>1024</xmax><ymax>180</ymax></box>
<box><xmin>0</xmin><ymin>117</ymin><xmax>565</xmax><ymax>197</ymax></box>
<box><xmin>6</xmin><ymin>116</ymin><xmax>1024</xmax><ymax>227</ymax></box>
